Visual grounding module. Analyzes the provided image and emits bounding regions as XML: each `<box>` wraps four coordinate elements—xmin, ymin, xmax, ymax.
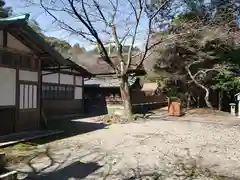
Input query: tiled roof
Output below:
<box><xmin>70</xmin><ymin>52</ymin><xmax>145</xmax><ymax>75</ymax></box>
<box><xmin>84</xmin><ymin>76</ymin><xmax>138</xmax><ymax>88</ymax></box>
<box><xmin>0</xmin><ymin>14</ymin><xmax>69</xmax><ymax>67</ymax></box>
<box><xmin>0</xmin><ymin>14</ymin><xmax>91</xmax><ymax>76</ymax></box>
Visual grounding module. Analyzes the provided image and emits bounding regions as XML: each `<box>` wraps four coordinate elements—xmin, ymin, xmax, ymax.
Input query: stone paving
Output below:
<box><xmin>5</xmin><ymin>112</ymin><xmax>240</xmax><ymax>180</ymax></box>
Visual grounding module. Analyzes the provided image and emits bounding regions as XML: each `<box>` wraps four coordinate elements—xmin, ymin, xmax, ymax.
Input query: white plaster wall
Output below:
<box><xmin>7</xmin><ymin>33</ymin><xmax>31</xmax><ymax>52</ymax></box>
<box><xmin>0</xmin><ymin>67</ymin><xmax>16</xmax><ymax>106</ymax></box>
<box><xmin>74</xmin><ymin>87</ymin><xmax>82</xmax><ymax>99</ymax></box>
<box><xmin>19</xmin><ymin>70</ymin><xmax>38</xmax><ymax>82</ymax></box>
<box><xmin>0</xmin><ymin>31</ymin><xmax>3</xmax><ymax>46</ymax></box>
<box><xmin>42</xmin><ymin>71</ymin><xmax>59</xmax><ymax>83</ymax></box>
<box><xmin>75</xmin><ymin>76</ymin><xmax>82</xmax><ymax>86</ymax></box>
<box><xmin>60</xmin><ymin>74</ymin><xmax>73</xmax><ymax>85</ymax></box>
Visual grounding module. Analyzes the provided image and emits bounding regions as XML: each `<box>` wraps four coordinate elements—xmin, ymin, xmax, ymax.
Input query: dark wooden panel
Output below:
<box><xmin>16</xmin><ymin>110</ymin><xmax>40</xmax><ymax>132</ymax></box>
<box><xmin>42</xmin><ymin>99</ymin><xmax>83</xmax><ymax>117</ymax></box>
<box><xmin>0</xmin><ymin>106</ymin><xmax>15</xmax><ymax>136</ymax></box>
<box><xmin>131</xmin><ymin>91</ymin><xmax>166</xmax><ymax>104</ymax></box>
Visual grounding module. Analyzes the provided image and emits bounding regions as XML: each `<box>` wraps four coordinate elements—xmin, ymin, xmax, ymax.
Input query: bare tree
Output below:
<box><xmin>25</xmin><ymin>0</ymin><xmax>171</xmax><ymax>119</ymax></box>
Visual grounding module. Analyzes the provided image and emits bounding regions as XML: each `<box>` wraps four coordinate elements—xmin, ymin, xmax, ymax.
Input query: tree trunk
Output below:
<box><xmin>197</xmin><ymin>96</ymin><xmax>200</xmax><ymax>108</ymax></box>
<box><xmin>204</xmin><ymin>88</ymin><xmax>212</xmax><ymax>108</ymax></box>
<box><xmin>120</xmin><ymin>75</ymin><xmax>133</xmax><ymax>120</ymax></box>
<box><xmin>186</xmin><ymin>66</ymin><xmax>213</xmax><ymax>108</ymax></box>
<box><xmin>187</xmin><ymin>94</ymin><xmax>191</xmax><ymax>109</ymax></box>
<box><xmin>218</xmin><ymin>90</ymin><xmax>223</xmax><ymax>111</ymax></box>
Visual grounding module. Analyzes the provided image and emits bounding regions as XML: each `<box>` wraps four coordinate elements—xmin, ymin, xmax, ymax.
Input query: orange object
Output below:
<box><xmin>168</xmin><ymin>98</ymin><xmax>182</xmax><ymax>116</ymax></box>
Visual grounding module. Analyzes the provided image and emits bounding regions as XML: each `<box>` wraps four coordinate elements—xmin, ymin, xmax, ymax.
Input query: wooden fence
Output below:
<box><xmin>131</xmin><ymin>91</ymin><xmax>167</xmax><ymax>113</ymax></box>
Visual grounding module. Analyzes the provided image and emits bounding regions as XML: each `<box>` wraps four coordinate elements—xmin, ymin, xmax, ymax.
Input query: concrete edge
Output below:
<box><xmin>0</xmin><ymin>170</ymin><xmax>17</xmax><ymax>178</ymax></box>
<box><xmin>0</xmin><ymin>130</ymin><xmax>64</xmax><ymax>148</ymax></box>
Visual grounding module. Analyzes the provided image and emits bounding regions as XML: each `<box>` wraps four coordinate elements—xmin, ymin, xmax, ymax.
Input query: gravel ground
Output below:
<box><xmin>7</xmin><ymin>115</ymin><xmax>240</xmax><ymax>180</ymax></box>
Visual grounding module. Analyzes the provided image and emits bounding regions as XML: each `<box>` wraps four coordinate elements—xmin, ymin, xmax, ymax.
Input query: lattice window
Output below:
<box><xmin>42</xmin><ymin>84</ymin><xmax>74</xmax><ymax>100</ymax></box>
<box><xmin>20</xmin><ymin>84</ymin><xmax>37</xmax><ymax>109</ymax></box>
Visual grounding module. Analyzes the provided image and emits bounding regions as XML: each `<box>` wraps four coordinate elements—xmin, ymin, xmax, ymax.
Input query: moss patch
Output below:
<box><xmin>1</xmin><ymin>143</ymin><xmax>38</xmax><ymax>164</ymax></box>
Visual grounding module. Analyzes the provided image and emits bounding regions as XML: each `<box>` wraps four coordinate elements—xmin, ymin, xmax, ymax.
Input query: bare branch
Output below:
<box><xmin>40</xmin><ymin>0</ymin><xmax>95</xmax><ymax>43</ymax></box>
<box><xmin>93</xmin><ymin>0</ymin><xmax>123</xmax><ymax>69</ymax></box>
<box><xmin>92</xmin><ymin>0</ymin><xmax>122</xmax><ymax>67</ymax></box>
<box><xmin>186</xmin><ymin>64</ymin><xmax>213</xmax><ymax>108</ymax></box>
<box><xmin>93</xmin><ymin>0</ymin><xmax>108</xmax><ymax>25</ymax></box>
<box><xmin>126</xmin><ymin>0</ymin><xmax>143</xmax><ymax>70</ymax></box>
<box><xmin>187</xmin><ymin>59</ymin><xmax>205</xmax><ymax>69</ymax></box>
<box><xmin>192</xmin><ymin>69</ymin><xmax>220</xmax><ymax>80</ymax></box>
<box><xmin>111</xmin><ymin>24</ymin><xmax>124</xmax><ymax>65</ymax></box>
<box><xmin>136</xmin><ymin>0</ymin><xmax>171</xmax><ymax>69</ymax></box>
<box><xmin>119</xmin><ymin>29</ymin><xmax>131</xmax><ymax>44</ymax></box>
<box><xmin>137</xmin><ymin>0</ymin><xmax>170</xmax><ymax>68</ymax></box>
<box><xmin>149</xmin><ymin>0</ymin><xmax>170</xmax><ymax>20</ymax></box>
<box><xmin>67</xmin><ymin>0</ymin><xmax>116</xmax><ymax>70</ymax></box>
<box><xmin>109</xmin><ymin>0</ymin><xmax>118</xmax><ymax>24</ymax></box>
<box><xmin>127</xmin><ymin>0</ymin><xmax>138</xmax><ymax>20</ymax></box>
<box><xmin>78</xmin><ymin>0</ymin><xmax>96</xmax><ymax>31</ymax></box>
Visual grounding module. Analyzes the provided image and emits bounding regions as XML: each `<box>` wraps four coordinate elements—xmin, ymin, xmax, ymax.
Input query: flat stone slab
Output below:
<box><xmin>0</xmin><ymin>130</ymin><xmax>63</xmax><ymax>148</ymax></box>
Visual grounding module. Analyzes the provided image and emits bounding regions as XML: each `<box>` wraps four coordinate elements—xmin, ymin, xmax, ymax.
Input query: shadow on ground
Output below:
<box><xmin>132</xmin><ymin>102</ymin><xmax>167</xmax><ymax>114</ymax></box>
<box><xmin>23</xmin><ymin>161</ymin><xmax>102</xmax><ymax>180</ymax></box>
<box><xmin>32</xmin><ymin>117</ymin><xmax>109</xmax><ymax>145</ymax></box>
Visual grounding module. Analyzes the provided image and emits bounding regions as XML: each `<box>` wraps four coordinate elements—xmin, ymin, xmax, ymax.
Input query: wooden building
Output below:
<box><xmin>0</xmin><ymin>14</ymin><xmax>90</xmax><ymax>136</ymax></box>
<box><xmin>84</xmin><ymin>76</ymin><xmax>141</xmax><ymax>103</ymax></box>
<box><xmin>84</xmin><ymin>76</ymin><xmax>141</xmax><ymax>114</ymax></box>
<box><xmin>41</xmin><ymin>58</ymin><xmax>90</xmax><ymax>118</ymax></box>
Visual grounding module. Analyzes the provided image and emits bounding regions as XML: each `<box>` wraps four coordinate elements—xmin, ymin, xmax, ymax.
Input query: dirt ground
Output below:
<box><xmin>4</xmin><ymin>111</ymin><xmax>240</xmax><ymax>180</ymax></box>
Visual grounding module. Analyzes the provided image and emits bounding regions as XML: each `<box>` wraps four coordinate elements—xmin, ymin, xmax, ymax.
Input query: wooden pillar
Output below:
<box><xmin>238</xmin><ymin>101</ymin><xmax>240</xmax><ymax>118</ymax></box>
<box><xmin>14</xmin><ymin>65</ymin><xmax>19</xmax><ymax>133</ymax></box>
<box><xmin>3</xmin><ymin>30</ymin><xmax>7</xmax><ymax>47</ymax></box>
<box><xmin>38</xmin><ymin>58</ymin><xmax>42</xmax><ymax>128</ymax></box>
<box><xmin>82</xmin><ymin>76</ymin><xmax>84</xmax><ymax>113</ymax></box>
<box><xmin>73</xmin><ymin>75</ymin><xmax>76</xmax><ymax>87</ymax></box>
<box><xmin>236</xmin><ymin>94</ymin><xmax>240</xmax><ymax>118</ymax></box>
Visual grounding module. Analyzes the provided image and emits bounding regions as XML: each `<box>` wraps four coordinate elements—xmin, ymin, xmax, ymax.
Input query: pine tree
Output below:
<box><xmin>211</xmin><ymin>0</ymin><xmax>237</xmax><ymax>27</ymax></box>
<box><xmin>0</xmin><ymin>0</ymin><xmax>12</xmax><ymax>18</ymax></box>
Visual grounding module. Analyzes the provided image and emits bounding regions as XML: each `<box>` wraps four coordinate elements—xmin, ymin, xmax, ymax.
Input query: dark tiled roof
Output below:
<box><xmin>84</xmin><ymin>76</ymin><xmax>138</xmax><ymax>88</ymax></box>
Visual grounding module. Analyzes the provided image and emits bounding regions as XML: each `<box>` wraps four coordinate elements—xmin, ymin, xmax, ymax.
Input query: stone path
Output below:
<box><xmin>6</xmin><ymin>114</ymin><xmax>240</xmax><ymax>179</ymax></box>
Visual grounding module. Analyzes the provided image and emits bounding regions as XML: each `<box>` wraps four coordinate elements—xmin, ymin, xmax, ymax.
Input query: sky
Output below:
<box><xmin>6</xmin><ymin>1</ymin><xmax>69</xmax><ymax>40</ymax></box>
<box><xmin>6</xmin><ymin>0</ymin><xmax>149</xmax><ymax>50</ymax></box>
<box><xmin>6</xmin><ymin>0</ymin><xmax>240</xmax><ymax>51</ymax></box>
